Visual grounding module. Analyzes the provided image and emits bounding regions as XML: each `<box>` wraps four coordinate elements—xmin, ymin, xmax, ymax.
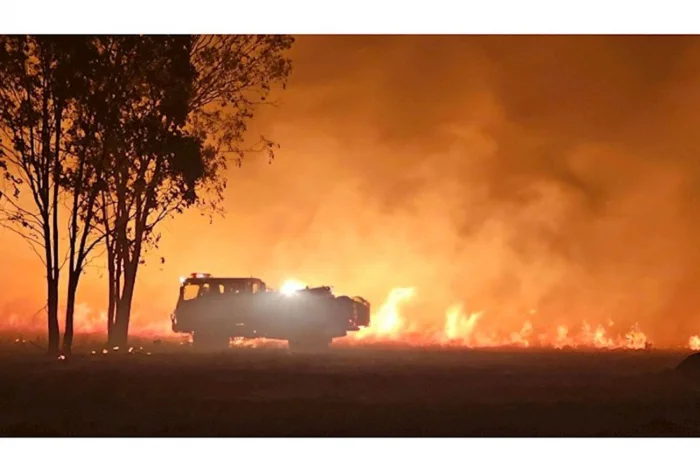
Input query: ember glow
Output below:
<box><xmin>690</xmin><ymin>335</ymin><xmax>700</xmax><ymax>351</ymax></box>
<box><xmin>1</xmin><ymin>303</ymin><xmax>173</xmax><ymax>338</ymax></box>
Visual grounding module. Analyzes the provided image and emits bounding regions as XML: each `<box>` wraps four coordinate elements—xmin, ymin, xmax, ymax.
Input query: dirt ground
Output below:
<box><xmin>1</xmin><ymin>340</ymin><xmax>699</xmax><ymax>436</ymax></box>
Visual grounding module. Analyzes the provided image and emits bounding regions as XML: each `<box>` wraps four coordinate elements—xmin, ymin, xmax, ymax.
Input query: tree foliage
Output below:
<box><xmin>97</xmin><ymin>35</ymin><xmax>294</xmax><ymax>345</ymax></box>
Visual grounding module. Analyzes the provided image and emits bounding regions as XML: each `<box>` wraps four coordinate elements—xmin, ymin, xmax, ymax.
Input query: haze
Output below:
<box><xmin>2</xmin><ymin>35</ymin><xmax>700</xmax><ymax>347</ymax></box>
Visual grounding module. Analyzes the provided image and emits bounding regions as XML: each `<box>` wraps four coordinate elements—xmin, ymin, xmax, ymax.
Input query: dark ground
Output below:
<box><xmin>1</xmin><ymin>341</ymin><xmax>699</xmax><ymax>436</ymax></box>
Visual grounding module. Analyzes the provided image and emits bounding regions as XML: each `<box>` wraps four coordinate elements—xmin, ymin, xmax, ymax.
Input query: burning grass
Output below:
<box><xmin>2</xmin><ymin>285</ymin><xmax>699</xmax><ymax>352</ymax></box>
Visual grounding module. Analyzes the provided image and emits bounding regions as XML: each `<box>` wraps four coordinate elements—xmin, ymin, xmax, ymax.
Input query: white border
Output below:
<box><xmin>1</xmin><ymin>0</ymin><xmax>699</xmax><ymax>34</ymax></box>
<box><xmin>2</xmin><ymin>0</ymin><xmax>700</xmax><ymax>451</ymax></box>
<box><xmin>2</xmin><ymin>438</ymin><xmax>700</xmax><ymax>458</ymax></box>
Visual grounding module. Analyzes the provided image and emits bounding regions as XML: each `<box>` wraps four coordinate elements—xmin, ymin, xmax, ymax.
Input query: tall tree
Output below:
<box><xmin>60</xmin><ymin>37</ymin><xmax>128</xmax><ymax>353</ymax></box>
<box><xmin>59</xmin><ymin>37</ymin><xmax>202</xmax><ymax>353</ymax></box>
<box><xmin>102</xmin><ymin>35</ymin><xmax>294</xmax><ymax>346</ymax></box>
<box><xmin>0</xmin><ymin>36</ymin><xmax>94</xmax><ymax>353</ymax></box>
<box><xmin>0</xmin><ymin>36</ymin><xmax>135</xmax><ymax>354</ymax></box>
<box><xmin>100</xmin><ymin>35</ymin><xmax>205</xmax><ymax>345</ymax></box>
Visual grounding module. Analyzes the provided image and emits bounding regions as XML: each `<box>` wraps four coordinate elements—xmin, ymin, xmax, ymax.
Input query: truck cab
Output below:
<box><xmin>171</xmin><ymin>273</ymin><xmax>267</xmax><ymax>333</ymax></box>
<box><xmin>178</xmin><ymin>273</ymin><xmax>267</xmax><ymax>300</ymax></box>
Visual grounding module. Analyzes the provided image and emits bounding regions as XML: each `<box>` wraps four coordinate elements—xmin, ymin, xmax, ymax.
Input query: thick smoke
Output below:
<box><xmin>3</xmin><ymin>36</ymin><xmax>700</xmax><ymax>346</ymax></box>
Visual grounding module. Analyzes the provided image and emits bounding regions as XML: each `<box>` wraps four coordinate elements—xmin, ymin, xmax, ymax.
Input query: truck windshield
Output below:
<box><xmin>181</xmin><ymin>282</ymin><xmax>223</xmax><ymax>300</ymax></box>
<box><xmin>182</xmin><ymin>283</ymin><xmax>202</xmax><ymax>301</ymax></box>
<box><xmin>181</xmin><ymin>279</ymin><xmax>264</xmax><ymax>300</ymax></box>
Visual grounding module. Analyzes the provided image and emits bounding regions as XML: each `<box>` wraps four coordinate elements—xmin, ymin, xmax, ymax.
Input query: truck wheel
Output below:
<box><xmin>287</xmin><ymin>336</ymin><xmax>332</xmax><ymax>352</ymax></box>
<box><xmin>192</xmin><ymin>330</ymin><xmax>230</xmax><ymax>351</ymax></box>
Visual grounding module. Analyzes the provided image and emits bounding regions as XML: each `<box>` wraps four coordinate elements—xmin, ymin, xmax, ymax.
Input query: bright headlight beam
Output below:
<box><xmin>280</xmin><ymin>279</ymin><xmax>305</xmax><ymax>296</ymax></box>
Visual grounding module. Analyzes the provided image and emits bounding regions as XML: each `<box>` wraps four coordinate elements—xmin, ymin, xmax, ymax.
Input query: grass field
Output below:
<box><xmin>1</xmin><ymin>340</ymin><xmax>699</xmax><ymax>436</ymax></box>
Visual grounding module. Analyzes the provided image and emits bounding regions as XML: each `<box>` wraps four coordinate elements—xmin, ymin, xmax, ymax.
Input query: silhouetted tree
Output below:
<box><xmin>0</xmin><ymin>35</ymin><xmax>294</xmax><ymax>350</ymax></box>
<box><xmin>101</xmin><ymin>35</ymin><xmax>293</xmax><ymax>346</ymax></box>
<box><xmin>60</xmin><ymin>37</ymin><xmax>146</xmax><ymax>353</ymax></box>
<box><xmin>0</xmin><ymin>36</ymin><xmax>159</xmax><ymax>354</ymax></box>
<box><xmin>0</xmin><ymin>36</ymin><xmax>98</xmax><ymax>354</ymax></box>
<box><xmin>97</xmin><ymin>35</ymin><xmax>204</xmax><ymax>345</ymax></box>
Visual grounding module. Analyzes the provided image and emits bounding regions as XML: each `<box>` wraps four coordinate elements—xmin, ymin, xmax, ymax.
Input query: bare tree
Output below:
<box><xmin>0</xmin><ymin>36</ymin><xmax>129</xmax><ymax>354</ymax></box>
<box><xmin>0</xmin><ymin>36</ymin><xmax>89</xmax><ymax>353</ymax></box>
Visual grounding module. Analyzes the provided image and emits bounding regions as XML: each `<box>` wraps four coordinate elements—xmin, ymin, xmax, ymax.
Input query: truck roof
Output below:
<box><xmin>183</xmin><ymin>276</ymin><xmax>265</xmax><ymax>284</ymax></box>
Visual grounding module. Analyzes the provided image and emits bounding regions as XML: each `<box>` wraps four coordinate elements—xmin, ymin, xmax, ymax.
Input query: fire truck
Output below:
<box><xmin>171</xmin><ymin>273</ymin><xmax>371</xmax><ymax>351</ymax></box>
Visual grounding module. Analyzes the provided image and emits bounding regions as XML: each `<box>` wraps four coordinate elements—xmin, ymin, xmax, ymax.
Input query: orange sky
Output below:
<box><xmin>3</xmin><ymin>36</ymin><xmax>700</xmax><ymax>346</ymax></box>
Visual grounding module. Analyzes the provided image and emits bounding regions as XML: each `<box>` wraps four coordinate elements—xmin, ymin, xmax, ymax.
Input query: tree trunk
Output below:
<box><xmin>107</xmin><ymin>269</ymin><xmax>116</xmax><ymax>343</ymax></box>
<box><xmin>47</xmin><ymin>276</ymin><xmax>60</xmax><ymax>355</ymax></box>
<box><xmin>111</xmin><ymin>260</ymin><xmax>138</xmax><ymax>347</ymax></box>
<box><xmin>106</xmin><ymin>221</ymin><xmax>123</xmax><ymax>346</ymax></box>
<box><xmin>112</xmin><ymin>299</ymin><xmax>132</xmax><ymax>347</ymax></box>
<box><xmin>62</xmin><ymin>275</ymin><xmax>79</xmax><ymax>354</ymax></box>
<box><xmin>112</xmin><ymin>299</ymin><xmax>130</xmax><ymax>347</ymax></box>
<box><xmin>106</xmin><ymin>252</ymin><xmax>121</xmax><ymax>346</ymax></box>
<box><xmin>102</xmin><ymin>189</ymin><xmax>117</xmax><ymax>345</ymax></box>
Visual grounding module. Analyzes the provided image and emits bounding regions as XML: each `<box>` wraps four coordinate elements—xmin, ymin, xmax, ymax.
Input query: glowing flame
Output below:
<box><xmin>340</xmin><ymin>286</ymin><xmax>660</xmax><ymax>350</ymax></box>
<box><xmin>356</xmin><ymin>287</ymin><xmax>414</xmax><ymax>339</ymax></box>
<box><xmin>443</xmin><ymin>306</ymin><xmax>482</xmax><ymax>345</ymax></box>
<box><xmin>229</xmin><ymin>337</ymin><xmax>284</xmax><ymax>349</ymax></box>
<box><xmin>624</xmin><ymin>324</ymin><xmax>649</xmax><ymax>350</ymax></box>
<box><xmin>280</xmin><ymin>279</ymin><xmax>306</xmax><ymax>296</ymax></box>
<box><xmin>0</xmin><ymin>281</ymin><xmax>693</xmax><ymax>351</ymax></box>
<box><xmin>554</xmin><ymin>325</ymin><xmax>573</xmax><ymax>349</ymax></box>
<box><xmin>581</xmin><ymin>322</ymin><xmax>614</xmax><ymax>348</ymax></box>
<box><xmin>510</xmin><ymin>320</ymin><xmax>534</xmax><ymax>347</ymax></box>
<box><xmin>690</xmin><ymin>335</ymin><xmax>700</xmax><ymax>351</ymax></box>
